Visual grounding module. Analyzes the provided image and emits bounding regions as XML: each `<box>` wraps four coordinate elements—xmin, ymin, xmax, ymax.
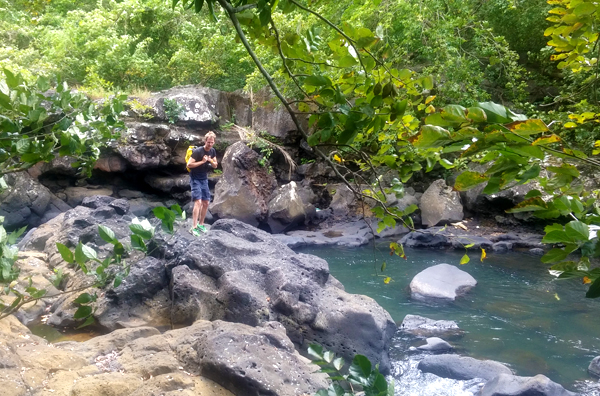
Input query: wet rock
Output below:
<box><xmin>419</xmin><ymin>179</ymin><xmax>463</xmax><ymax>227</ymax></box>
<box><xmin>399</xmin><ymin>230</ymin><xmax>451</xmax><ymax>249</ymax></box>
<box><xmin>400</xmin><ymin>315</ymin><xmax>462</xmax><ymax>337</ymax></box>
<box><xmin>480</xmin><ymin>373</ymin><xmax>577</xmax><ymax>396</ymax></box>
<box><xmin>589</xmin><ymin>356</ymin><xmax>600</xmax><ymax>377</ymax></box>
<box><xmin>416</xmin><ymin>337</ymin><xmax>453</xmax><ymax>353</ymax></box>
<box><xmin>418</xmin><ymin>354</ymin><xmax>512</xmax><ymax>381</ymax></box>
<box><xmin>410</xmin><ymin>264</ymin><xmax>477</xmax><ymax>301</ymax></box>
<box><xmin>529</xmin><ymin>248</ymin><xmax>545</xmax><ymax>256</ymax></box>
<box><xmin>493</xmin><ymin>241</ymin><xmax>513</xmax><ymax>253</ymax></box>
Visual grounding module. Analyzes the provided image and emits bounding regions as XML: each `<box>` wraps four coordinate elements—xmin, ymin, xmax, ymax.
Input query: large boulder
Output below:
<box><xmin>210</xmin><ymin>141</ymin><xmax>278</xmax><ymax>227</ymax></box>
<box><xmin>21</xmin><ymin>206</ymin><xmax>396</xmax><ymax>375</ymax></box>
<box><xmin>410</xmin><ymin>264</ymin><xmax>477</xmax><ymax>301</ymax></box>
<box><xmin>417</xmin><ymin>354</ymin><xmax>512</xmax><ymax>381</ymax></box>
<box><xmin>163</xmin><ymin>219</ymin><xmax>396</xmax><ymax>373</ymax></box>
<box><xmin>267</xmin><ymin>181</ymin><xmax>306</xmax><ymax>233</ymax></box>
<box><xmin>480</xmin><ymin>373</ymin><xmax>577</xmax><ymax>396</ymax></box>
<box><xmin>0</xmin><ymin>171</ymin><xmax>59</xmax><ymax>229</ymax></box>
<box><xmin>589</xmin><ymin>356</ymin><xmax>600</xmax><ymax>377</ymax></box>
<box><xmin>1</xmin><ymin>313</ymin><xmax>327</xmax><ymax>395</ymax></box>
<box><xmin>419</xmin><ymin>179</ymin><xmax>463</xmax><ymax>227</ymax></box>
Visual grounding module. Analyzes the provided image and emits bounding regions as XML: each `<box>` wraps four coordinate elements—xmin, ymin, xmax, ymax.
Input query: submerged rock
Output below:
<box><xmin>417</xmin><ymin>354</ymin><xmax>512</xmax><ymax>381</ymax></box>
<box><xmin>400</xmin><ymin>314</ymin><xmax>462</xmax><ymax>337</ymax></box>
<box><xmin>409</xmin><ymin>263</ymin><xmax>477</xmax><ymax>301</ymax></box>
<box><xmin>479</xmin><ymin>373</ymin><xmax>577</xmax><ymax>396</ymax></box>
<box><xmin>416</xmin><ymin>337</ymin><xmax>453</xmax><ymax>353</ymax></box>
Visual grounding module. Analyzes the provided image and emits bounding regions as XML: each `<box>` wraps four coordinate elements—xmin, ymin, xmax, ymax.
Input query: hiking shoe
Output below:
<box><xmin>190</xmin><ymin>226</ymin><xmax>201</xmax><ymax>237</ymax></box>
<box><xmin>197</xmin><ymin>225</ymin><xmax>207</xmax><ymax>233</ymax></box>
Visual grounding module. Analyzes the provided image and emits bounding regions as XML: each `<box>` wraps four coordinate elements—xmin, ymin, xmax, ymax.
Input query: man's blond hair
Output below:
<box><xmin>205</xmin><ymin>131</ymin><xmax>216</xmax><ymax>141</ymax></box>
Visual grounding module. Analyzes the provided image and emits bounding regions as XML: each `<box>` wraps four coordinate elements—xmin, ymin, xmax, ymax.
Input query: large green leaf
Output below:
<box><xmin>412</xmin><ymin>125</ymin><xmax>451</xmax><ymax>149</ymax></box>
<box><xmin>586</xmin><ymin>276</ymin><xmax>600</xmax><ymax>298</ymax></box>
<box><xmin>476</xmin><ymin>102</ymin><xmax>512</xmax><ymax>123</ymax></box>
<box><xmin>98</xmin><ymin>225</ymin><xmax>116</xmax><ymax>244</ymax></box>
<box><xmin>73</xmin><ymin>305</ymin><xmax>92</xmax><ymax>319</ymax></box>
<box><xmin>56</xmin><ymin>243</ymin><xmax>74</xmax><ymax>263</ymax></box>
<box><xmin>348</xmin><ymin>355</ymin><xmax>371</xmax><ymax>384</ymax></box>
<box><xmin>565</xmin><ymin>221</ymin><xmax>589</xmax><ymax>242</ymax></box>
<box><xmin>304</xmin><ymin>75</ymin><xmax>332</xmax><ymax>87</ymax></box>
<box><xmin>541</xmin><ymin>248</ymin><xmax>570</xmax><ymax>263</ymax></box>
<box><xmin>454</xmin><ymin>171</ymin><xmax>489</xmax><ymax>191</ymax></box>
<box><xmin>506</xmin><ymin>197</ymin><xmax>547</xmax><ymax>213</ymax></box>
<box><xmin>542</xmin><ymin>230</ymin><xmax>571</xmax><ymax>244</ymax></box>
<box><xmin>507</xmin><ymin>119</ymin><xmax>549</xmax><ymax>136</ymax></box>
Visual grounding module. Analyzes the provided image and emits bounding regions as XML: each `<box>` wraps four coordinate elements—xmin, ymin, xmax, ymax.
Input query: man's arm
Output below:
<box><xmin>208</xmin><ymin>155</ymin><xmax>218</xmax><ymax>168</ymax></box>
<box><xmin>187</xmin><ymin>155</ymin><xmax>207</xmax><ymax>169</ymax></box>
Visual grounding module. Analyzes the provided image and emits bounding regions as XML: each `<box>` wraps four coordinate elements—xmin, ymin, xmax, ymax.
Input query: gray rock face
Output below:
<box><xmin>1</xmin><ymin>314</ymin><xmax>327</xmax><ymax>396</ymax></box>
<box><xmin>267</xmin><ymin>181</ymin><xmax>306</xmax><ymax>233</ymax></box>
<box><xmin>400</xmin><ymin>230</ymin><xmax>451</xmax><ymax>249</ymax></box>
<box><xmin>418</xmin><ymin>354</ymin><xmax>512</xmax><ymax>381</ymax></box>
<box><xmin>0</xmin><ymin>172</ymin><xmax>57</xmax><ymax>229</ymax></box>
<box><xmin>589</xmin><ymin>356</ymin><xmax>600</xmax><ymax>377</ymax></box>
<box><xmin>145</xmin><ymin>174</ymin><xmax>190</xmax><ymax>193</ymax></box>
<box><xmin>274</xmin><ymin>218</ymin><xmax>407</xmax><ymax>249</ymax></box>
<box><xmin>211</xmin><ymin>142</ymin><xmax>278</xmax><ymax>227</ymax></box>
<box><xmin>400</xmin><ymin>314</ymin><xmax>462</xmax><ymax>337</ymax></box>
<box><xmin>328</xmin><ymin>183</ymin><xmax>357</xmax><ymax>218</ymax></box>
<box><xmin>189</xmin><ymin>321</ymin><xmax>328</xmax><ymax>395</ymax></box>
<box><xmin>64</xmin><ymin>186</ymin><xmax>114</xmax><ymax>207</ymax></box>
<box><xmin>410</xmin><ymin>264</ymin><xmax>477</xmax><ymax>301</ymax></box>
<box><xmin>462</xmin><ymin>179</ymin><xmax>540</xmax><ymax>216</ymax></box>
<box><xmin>22</xmin><ymin>206</ymin><xmax>396</xmax><ymax>375</ymax></box>
<box><xmin>480</xmin><ymin>373</ymin><xmax>577</xmax><ymax>396</ymax></box>
<box><xmin>419</xmin><ymin>179</ymin><xmax>463</xmax><ymax>227</ymax></box>
<box><xmin>164</xmin><ymin>219</ymin><xmax>396</xmax><ymax>373</ymax></box>
<box><xmin>399</xmin><ymin>227</ymin><xmax>542</xmax><ymax>253</ymax></box>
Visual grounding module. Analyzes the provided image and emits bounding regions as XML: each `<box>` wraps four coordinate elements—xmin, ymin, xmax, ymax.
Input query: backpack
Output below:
<box><xmin>185</xmin><ymin>145</ymin><xmax>197</xmax><ymax>172</ymax></box>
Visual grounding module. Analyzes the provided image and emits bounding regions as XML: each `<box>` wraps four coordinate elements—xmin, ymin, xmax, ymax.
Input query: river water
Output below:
<box><xmin>295</xmin><ymin>244</ymin><xmax>600</xmax><ymax>395</ymax></box>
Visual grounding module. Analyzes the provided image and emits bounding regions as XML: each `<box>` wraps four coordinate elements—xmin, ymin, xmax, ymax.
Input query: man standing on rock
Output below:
<box><xmin>187</xmin><ymin>131</ymin><xmax>218</xmax><ymax>236</ymax></box>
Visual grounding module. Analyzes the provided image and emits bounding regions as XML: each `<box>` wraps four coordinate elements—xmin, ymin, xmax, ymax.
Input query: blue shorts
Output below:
<box><xmin>191</xmin><ymin>178</ymin><xmax>210</xmax><ymax>201</ymax></box>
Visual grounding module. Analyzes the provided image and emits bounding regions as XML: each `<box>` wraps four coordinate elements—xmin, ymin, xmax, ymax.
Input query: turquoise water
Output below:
<box><xmin>296</xmin><ymin>244</ymin><xmax>600</xmax><ymax>392</ymax></box>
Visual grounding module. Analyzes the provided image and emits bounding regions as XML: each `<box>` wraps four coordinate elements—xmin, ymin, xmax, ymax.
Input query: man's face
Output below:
<box><xmin>204</xmin><ymin>137</ymin><xmax>215</xmax><ymax>150</ymax></box>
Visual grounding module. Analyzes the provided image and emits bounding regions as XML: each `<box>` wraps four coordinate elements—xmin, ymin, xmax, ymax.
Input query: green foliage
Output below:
<box><xmin>167</xmin><ymin>0</ymin><xmax>600</xmax><ymax>298</ymax></box>
<box><xmin>0</xmin><ymin>219</ymin><xmax>26</xmax><ymax>284</ymax></box>
<box><xmin>0</xmin><ymin>68</ymin><xmax>125</xmax><ymax>177</ymax></box>
<box><xmin>128</xmin><ymin>99</ymin><xmax>155</xmax><ymax>120</ymax></box>
<box><xmin>163</xmin><ymin>98</ymin><xmax>185</xmax><ymax>124</ymax></box>
<box><xmin>308</xmin><ymin>343</ymin><xmax>394</xmax><ymax>396</ymax></box>
<box><xmin>0</xmin><ymin>0</ymin><xmax>254</xmax><ymax>92</ymax></box>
